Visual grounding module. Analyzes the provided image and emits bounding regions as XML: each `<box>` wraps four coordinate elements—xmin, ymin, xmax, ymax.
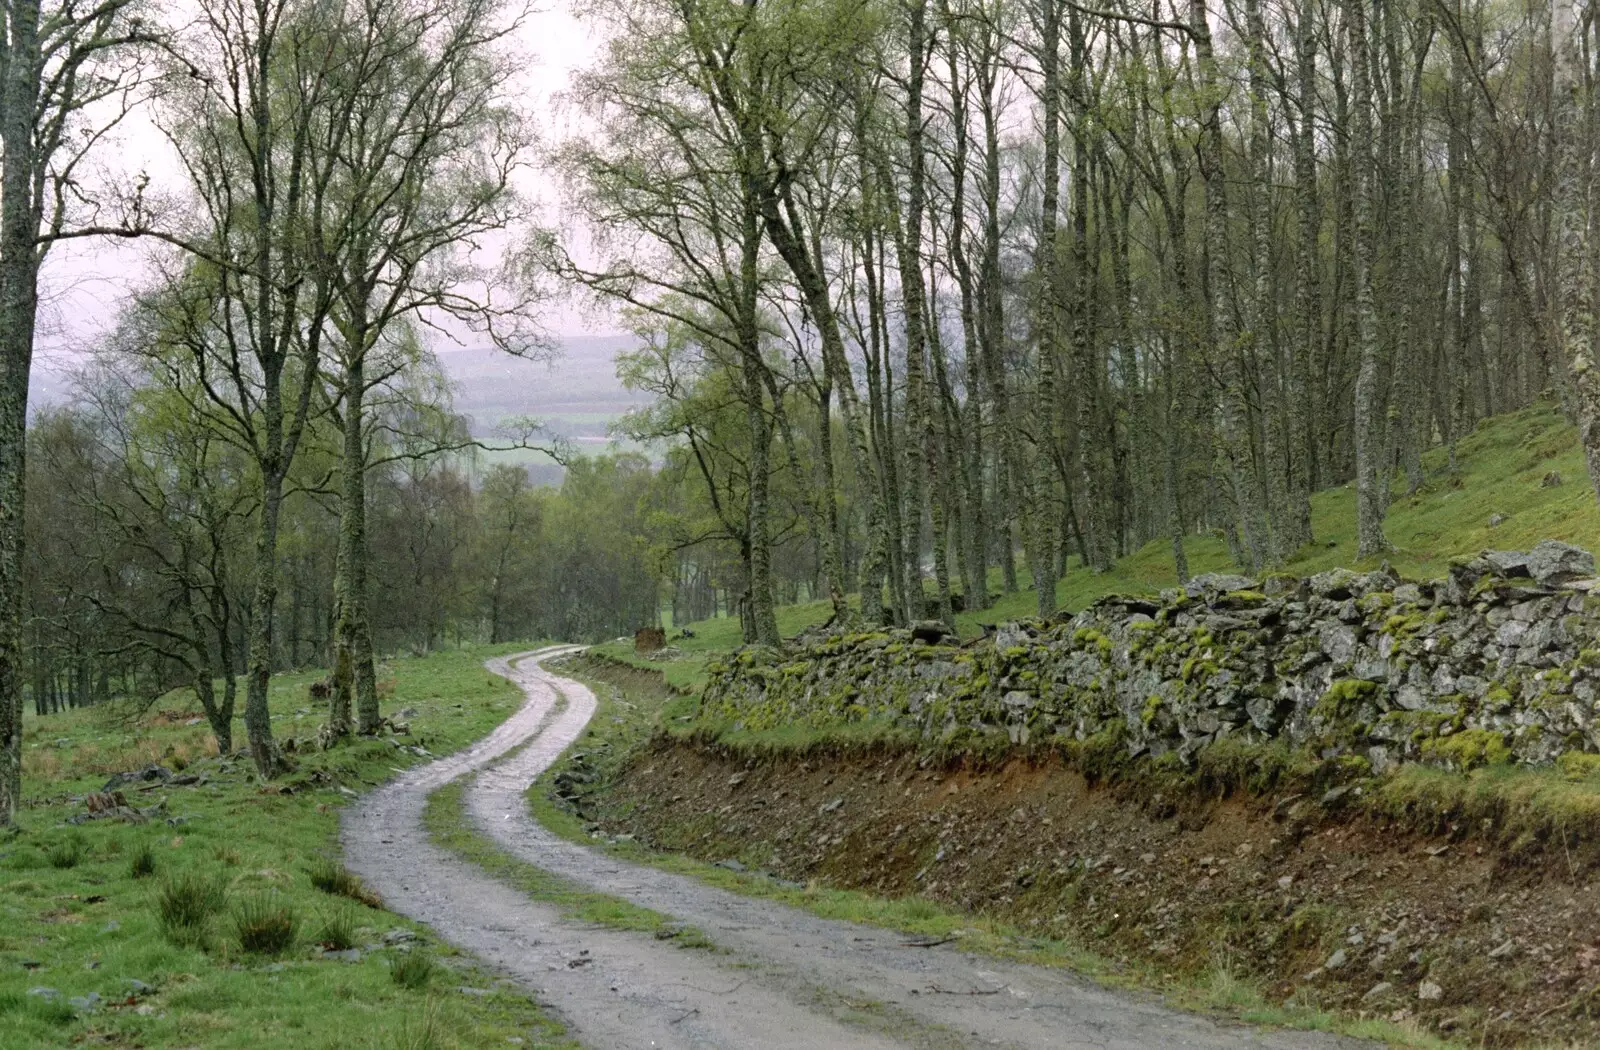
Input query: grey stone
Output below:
<box><xmin>819</xmin><ymin>798</ymin><xmax>843</xmax><ymax>814</ymax></box>
<box><xmin>67</xmin><ymin>993</ymin><xmax>101</xmax><ymax>1013</ymax></box>
<box><xmin>1483</xmin><ymin>548</ymin><xmax>1531</xmax><ymax>576</ymax></box>
<box><xmin>101</xmin><ymin>765</ymin><xmax>172</xmax><ymax>792</ymax></box>
<box><xmin>1364</xmin><ymin>982</ymin><xmax>1394</xmax><ymax>1001</ymax></box>
<box><xmin>1310</xmin><ymin>569</ymin><xmax>1363</xmax><ymax>600</ymax></box>
<box><xmin>1185</xmin><ymin>573</ymin><xmax>1257</xmax><ymax>597</ymax></box>
<box><xmin>1526</xmin><ymin>540</ymin><xmax>1595</xmax><ymax>586</ymax></box>
<box><xmin>1325</xmin><ymin>949</ymin><xmax>1349</xmax><ymax>970</ymax></box>
<box><xmin>1394</xmin><ymin>686</ymin><xmax>1428</xmax><ymax>712</ymax></box>
<box><xmin>1495</xmin><ymin>621</ymin><xmax>1529</xmax><ymax>647</ymax></box>
<box><xmin>1002</xmin><ymin>690</ymin><xmax>1035</xmax><ymax>710</ymax></box>
<box><xmin>1418</xmin><ymin>980</ymin><xmax>1443</xmax><ymax>1001</ymax></box>
<box><xmin>1320</xmin><ymin>623</ymin><xmax>1359</xmax><ymax>664</ymax></box>
<box><xmin>27</xmin><ymin>987</ymin><xmax>60</xmax><ymax>1001</ymax></box>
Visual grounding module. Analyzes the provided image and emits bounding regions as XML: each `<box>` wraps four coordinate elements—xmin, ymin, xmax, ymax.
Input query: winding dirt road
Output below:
<box><xmin>344</xmin><ymin>647</ymin><xmax>1372</xmax><ymax>1050</ymax></box>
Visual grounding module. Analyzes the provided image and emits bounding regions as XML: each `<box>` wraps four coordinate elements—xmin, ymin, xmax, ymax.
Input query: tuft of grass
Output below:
<box><xmin>233</xmin><ymin>892</ymin><xmax>300</xmax><ymax>955</ymax></box>
<box><xmin>129</xmin><ymin>842</ymin><xmax>156</xmax><ymax>879</ymax></box>
<box><xmin>156</xmin><ymin>868</ymin><xmax>228</xmax><ymax>947</ymax></box>
<box><xmin>307</xmin><ymin>855</ymin><xmax>383</xmax><ymax>908</ymax></box>
<box><xmin>45</xmin><ymin>836</ymin><xmax>84</xmax><ymax>870</ymax></box>
<box><xmin>315</xmin><ymin>905</ymin><xmax>358</xmax><ymax>951</ymax></box>
<box><xmin>390</xmin><ymin>950</ymin><xmax>436</xmax><ymax>990</ymax></box>
<box><xmin>388</xmin><ymin>999</ymin><xmax>443</xmax><ymax>1049</ymax></box>
<box><xmin>0</xmin><ymin>991</ymin><xmax>76</xmax><ymax>1027</ymax></box>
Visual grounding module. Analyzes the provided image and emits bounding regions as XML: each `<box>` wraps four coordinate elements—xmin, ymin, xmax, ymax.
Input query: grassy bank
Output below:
<box><xmin>597</xmin><ymin>401</ymin><xmax>1600</xmax><ymax>696</ymax></box>
<box><xmin>2</xmin><ymin>645</ymin><xmax>574</xmax><ymax>1050</ymax></box>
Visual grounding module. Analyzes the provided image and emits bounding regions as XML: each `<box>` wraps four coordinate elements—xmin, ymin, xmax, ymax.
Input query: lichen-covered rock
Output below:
<box><xmin>699</xmin><ymin>544</ymin><xmax>1600</xmax><ymax>771</ymax></box>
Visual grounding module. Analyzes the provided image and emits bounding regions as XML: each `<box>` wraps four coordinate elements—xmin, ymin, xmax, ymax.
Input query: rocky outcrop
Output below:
<box><xmin>701</xmin><ymin>541</ymin><xmax>1600</xmax><ymax>770</ymax></box>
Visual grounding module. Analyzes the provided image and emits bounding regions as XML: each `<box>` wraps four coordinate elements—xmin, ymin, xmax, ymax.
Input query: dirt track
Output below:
<box><xmin>343</xmin><ymin>647</ymin><xmax>1371</xmax><ymax>1050</ymax></box>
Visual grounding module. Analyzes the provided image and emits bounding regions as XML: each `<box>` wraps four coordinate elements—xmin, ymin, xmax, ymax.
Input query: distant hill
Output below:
<box><xmin>28</xmin><ymin>334</ymin><xmax>652</xmax><ymax>486</ymax></box>
<box><xmin>438</xmin><ymin>334</ymin><xmax>648</xmax><ymax>453</ymax></box>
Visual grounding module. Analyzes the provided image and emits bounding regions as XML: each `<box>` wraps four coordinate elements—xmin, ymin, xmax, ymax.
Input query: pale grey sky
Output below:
<box><xmin>34</xmin><ymin>0</ymin><xmax>612</xmax><ymax>383</ymax></box>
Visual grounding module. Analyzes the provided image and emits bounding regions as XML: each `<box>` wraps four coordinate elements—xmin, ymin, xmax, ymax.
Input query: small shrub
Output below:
<box><xmin>390</xmin><ymin>950</ymin><xmax>436</xmax><ymax>990</ymax></box>
<box><xmin>307</xmin><ymin>855</ymin><xmax>382</xmax><ymax>908</ymax></box>
<box><xmin>233</xmin><ymin>892</ymin><xmax>299</xmax><ymax>955</ymax></box>
<box><xmin>1559</xmin><ymin>751</ymin><xmax>1600</xmax><ymax>781</ymax></box>
<box><xmin>214</xmin><ymin>847</ymin><xmax>241</xmax><ymax>866</ymax></box>
<box><xmin>157</xmin><ymin>869</ymin><xmax>228</xmax><ymax>946</ymax></box>
<box><xmin>315</xmin><ymin>907</ymin><xmax>357</xmax><ymax>951</ymax></box>
<box><xmin>3</xmin><ymin>848</ymin><xmax>44</xmax><ymax>871</ymax></box>
<box><xmin>894</xmin><ymin>896</ymin><xmax>940</xmax><ymax>922</ymax></box>
<box><xmin>1</xmin><ymin>991</ymin><xmax>74</xmax><ymax>1026</ymax></box>
<box><xmin>390</xmin><ymin>1000</ymin><xmax>442</xmax><ymax>1050</ymax></box>
<box><xmin>1421</xmin><ymin>728</ymin><xmax>1512</xmax><ymax>771</ymax></box>
<box><xmin>129</xmin><ymin>844</ymin><xmax>157</xmax><ymax>879</ymax></box>
<box><xmin>46</xmin><ymin>836</ymin><xmax>84</xmax><ymax>870</ymax></box>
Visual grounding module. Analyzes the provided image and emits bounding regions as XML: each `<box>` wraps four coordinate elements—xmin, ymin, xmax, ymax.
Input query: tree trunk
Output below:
<box><xmin>1031</xmin><ymin>0</ymin><xmax>1063</xmax><ymax>618</ymax></box>
<box><xmin>1555</xmin><ymin>4</ymin><xmax>1600</xmax><ymax>499</ymax></box>
<box><xmin>0</xmin><ymin>0</ymin><xmax>42</xmax><ymax>824</ymax></box>
<box><xmin>1194</xmin><ymin>0</ymin><xmax>1270</xmax><ymax>573</ymax></box>
<box><xmin>738</xmin><ymin>170</ymin><xmax>780</xmax><ymax>646</ymax></box>
<box><xmin>1347</xmin><ymin>0</ymin><xmax>1392</xmax><ymax>557</ymax></box>
<box><xmin>245</xmin><ymin>472</ymin><xmax>288</xmax><ymax>777</ymax></box>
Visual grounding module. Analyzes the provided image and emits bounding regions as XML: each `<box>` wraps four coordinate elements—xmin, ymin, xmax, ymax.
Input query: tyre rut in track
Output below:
<box><xmin>345</xmin><ymin>647</ymin><xmax>1374</xmax><ymax>1050</ymax></box>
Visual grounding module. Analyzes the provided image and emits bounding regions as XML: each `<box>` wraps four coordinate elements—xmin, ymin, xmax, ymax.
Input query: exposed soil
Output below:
<box><xmin>574</xmin><ymin>668</ymin><xmax>1600</xmax><ymax>1049</ymax></box>
<box><xmin>348</xmin><ymin>648</ymin><xmax>1366</xmax><ymax>1050</ymax></box>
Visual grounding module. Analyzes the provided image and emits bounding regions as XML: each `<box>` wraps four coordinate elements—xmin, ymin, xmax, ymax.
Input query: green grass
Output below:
<box><xmin>630</xmin><ymin>401</ymin><xmax>1600</xmax><ymax>690</ymax></box>
<box><xmin>422</xmin><ymin>776</ymin><xmax>713</xmax><ymax>948</ymax></box>
<box><xmin>2</xmin><ymin>643</ymin><xmax>578</xmax><ymax>1050</ymax></box>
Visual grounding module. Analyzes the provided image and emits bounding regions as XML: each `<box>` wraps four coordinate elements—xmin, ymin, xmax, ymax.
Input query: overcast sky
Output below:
<box><xmin>33</xmin><ymin>0</ymin><xmax>611</xmax><ymax>382</ymax></box>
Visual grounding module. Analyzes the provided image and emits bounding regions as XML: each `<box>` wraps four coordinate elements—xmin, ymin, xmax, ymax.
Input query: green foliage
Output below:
<box><xmin>233</xmin><ymin>892</ymin><xmax>300</xmax><ymax>955</ymax></box>
<box><xmin>129</xmin><ymin>842</ymin><xmax>157</xmax><ymax>879</ymax></box>
<box><xmin>307</xmin><ymin>855</ymin><xmax>382</xmax><ymax>908</ymax></box>
<box><xmin>1311</xmin><ymin>679</ymin><xmax>1380</xmax><ymax>721</ymax></box>
<box><xmin>157</xmin><ymin>869</ymin><xmax>229</xmax><ymax>947</ymax></box>
<box><xmin>1558</xmin><ymin>751</ymin><xmax>1600</xmax><ymax>781</ymax></box>
<box><xmin>45</xmin><ymin>835</ymin><xmax>85</xmax><ymax>869</ymax></box>
<box><xmin>390</xmin><ymin>950</ymin><xmax>437</xmax><ymax>990</ymax></box>
<box><xmin>315</xmin><ymin>906</ymin><xmax>359</xmax><ymax>951</ymax></box>
<box><xmin>1419</xmin><ymin>729</ymin><xmax>1512</xmax><ymax>771</ymax></box>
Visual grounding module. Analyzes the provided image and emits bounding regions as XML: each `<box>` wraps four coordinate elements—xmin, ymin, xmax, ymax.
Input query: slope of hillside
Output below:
<box><xmin>439</xmin><ymin>335</ymin><xmax>647</xmax><ymax>455</ymax></box>
<box><xmin>658</xmin><ymin>401</ymin><xmax>1600</xmax><ymax>658</ymax></box>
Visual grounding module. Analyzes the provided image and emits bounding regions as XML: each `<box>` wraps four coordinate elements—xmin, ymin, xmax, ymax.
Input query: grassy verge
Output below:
<box><xmin>421</xmin><ymin>776</ymin><xmax>712</xmax><ymax>948</ymax></box>
<box><xmin>533</xmin><ymin>656</ymin><xmax>1451</xmax><ymax>1049</ymax></box>
<box><xmin>2</xmin><ymin>644</ymin><xmax>575</xmax><ymax>1050</ymax></box>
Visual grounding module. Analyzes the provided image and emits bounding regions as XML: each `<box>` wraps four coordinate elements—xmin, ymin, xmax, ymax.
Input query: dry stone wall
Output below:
<box><xmin>700</xmin><ymin>541</ymin><xmax>1600</xmax><ymax>771</ymax></box>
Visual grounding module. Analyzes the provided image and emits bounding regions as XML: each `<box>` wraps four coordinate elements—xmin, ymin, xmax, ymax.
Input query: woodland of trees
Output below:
<box><xmin>5</xmin><ymin>0</ymin><xmax>1600</xmax><ymax>823</ymax></box>
<box><xmin>556</xmin><ymin>0</ymin><xmax>1600</xmax><ymax>647</ymax></box>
